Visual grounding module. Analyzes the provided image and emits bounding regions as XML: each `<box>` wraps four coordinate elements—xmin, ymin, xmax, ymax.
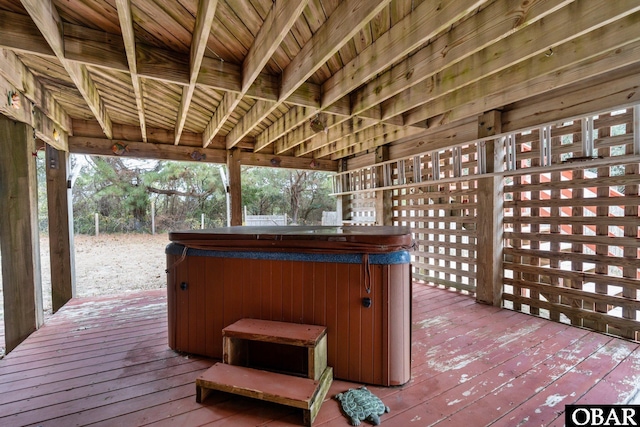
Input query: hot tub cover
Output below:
<box><xmin>168</xmin><ymin>225</ymin><xmax>414</xmax><ymax>253</ymax></box>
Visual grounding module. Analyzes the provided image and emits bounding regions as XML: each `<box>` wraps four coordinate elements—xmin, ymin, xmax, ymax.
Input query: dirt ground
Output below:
<box><xmin>0</xmin><ymin>233</ymin><xmax>170</xmax><ymax>319</ymax></box>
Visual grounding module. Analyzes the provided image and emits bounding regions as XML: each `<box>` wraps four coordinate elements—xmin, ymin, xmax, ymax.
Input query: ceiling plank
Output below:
<box><xmin>225</xmin><ymin>0</ymin><xmax>392</xmax><ymax>149</ymax></box>
<box><xmin>202</xmin><ymin>0</ymin><xmax>309</xmax><ymax>148</ymax></box>
<box><xmin>175</xmin><ymin>0</ymin><xmax>218</xmax><ymax>145</ymax></box>
<box><xmin>402</xmin><ymin>12</ymin><xmax>640</xmax><ymax>127</ymax></box>
<box><xmin>20</xmin><ymin>0</ymin><xmax>113</xmax><ymax>139</ymax></box>
<box><xmin>0</xmin><ymin>9</ymin><xmax>54</xmax><ymax>56</ymax></box>
<box><xmin>386</xmin><ymin>0</ymin><xmax>640</xmax><ymax>123</ymax></box>
<box><xmin>0</xmin><ymin>11</ymin><xmax>359</xmax><ymax>123</ymax></box>
<box><xmin>115</xmin><ymin>0</ymin><xmax>147</xmax><ymax>142</ymax></box>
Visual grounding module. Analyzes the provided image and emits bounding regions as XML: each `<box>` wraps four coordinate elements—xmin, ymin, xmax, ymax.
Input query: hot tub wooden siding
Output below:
<box><xmin>166</xmin><ymin>228</ymin><xmax>412</xmax><ymax>387</ymax></box>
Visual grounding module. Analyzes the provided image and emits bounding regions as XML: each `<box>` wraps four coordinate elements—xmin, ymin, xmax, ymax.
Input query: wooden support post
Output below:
<box><xmin>338</xmin><ymin>159</ymin><xmax>350</xmax><ymax>224</ymax></box>
<box><xmin>476</xmin><ymin>111</ymin><xmax>504</xmax><ymax>306</ymax></box>
<box><xmin>45</xmin><ymin>145</ymin><xmax>76</xmax><ymax>313</ymax></box>
<box><xmin>226</xmin><ymin>148</ymin><xmax>242</xmax><ymax>226</ymax></box>
<box><xmin>0</xmin><ymin>116</ymin><xmax>43</xmax><ymax>352</ymax></box>
<box><xmin>375</xmin><ymin>146</ymin><xmax>393</xmax><ymax>226</ymax></box>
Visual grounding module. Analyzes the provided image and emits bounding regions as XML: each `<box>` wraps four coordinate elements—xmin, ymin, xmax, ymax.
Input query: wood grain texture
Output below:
<box><xmin>1</xmin><ymin>285</ymin><xmax>639</xmax><ymax>425</ymax></box>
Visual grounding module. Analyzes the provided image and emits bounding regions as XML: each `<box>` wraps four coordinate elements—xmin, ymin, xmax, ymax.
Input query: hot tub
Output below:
<box><xmin>166</xmin><ymin>226</ymin><xmax>412</xmax><ymax>386</ymax></box>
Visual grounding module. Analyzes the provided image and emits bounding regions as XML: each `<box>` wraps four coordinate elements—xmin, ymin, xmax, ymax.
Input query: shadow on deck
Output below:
<box><xmin>0</xmin><ymin>283</ymin><xmax>639</xmax><ymax>426</ymax></box>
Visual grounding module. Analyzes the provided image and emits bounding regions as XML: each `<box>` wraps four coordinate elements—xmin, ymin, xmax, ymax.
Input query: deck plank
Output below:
<box><xmin>0</xmin><ymin>285</ymin><xmax>638</xmax><ymax>427</ymax></box>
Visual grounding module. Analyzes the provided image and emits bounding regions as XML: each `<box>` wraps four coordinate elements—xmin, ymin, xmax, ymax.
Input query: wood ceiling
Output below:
<box><xmin>1</xmin><ymin>0</ymin><xmax>640</xmax><ymax>171</ymax></box>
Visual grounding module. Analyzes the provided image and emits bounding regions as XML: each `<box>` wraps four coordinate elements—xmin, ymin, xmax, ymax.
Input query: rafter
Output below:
<box><xmin>0</xmin><ymin>10</ymin><xmax>372</xmax><ymax>133</ymax></box>
<box><xmin>115</xmin><ymin>0</ymin><xmax>147</xmax><ymax>142</ymax></box>
<box><xmin>401</xmin><ymin>7</ymin><xmax>640</xmax><ymax>127</ymax></box>
<box><xmin>175</xmin><ymin>0</ymin><xmax>218</xmax><ymax>145</ymax></box>
<box><xmin>257</xmin><ymin>0</ymin><xmax>486</xmax><ymax>157</ymax></box>
<box><xmin>20</xmin><ymin>0</ymin><xmax>113</xmax><ymax>139</ymax></box>
<box><xmin>273</xmin><ymin>112</ymin><xmax>350</xmax><ymax>155</ymax></box>
<box><xmin>294</xmin><ymin>117</ymin><xmax>382</xmax><ymax>157</ymax></box>
<box><xmin>327</xmin><ymin>124</ymin><xmax>427</xmax><ymax>160</ymax></box>
<box><xmin>385</xmin><ymin>0</ymin><xmax>640</xmax><ymax>123</ymax></box>
<box><xmin>407</xmin><ymin>29</ymin><xmax>640</xmax><ymax>135</ymax></box>
<box><xmin>0</xmin><ymin>48</ymin><xmax>71</xmax><ymax>133</ymax></box>
<box><xmin>225</xmin><ymin>0</ymin><xmax>392</xmax><ymax>149</ymax></box>
<box><xmin>349</xmin><ymin>0</ymin><xmax>573</xmax><ymax>118</ymax></box>
<box><xmin>320</xmin><ymin>0</ymin><xmax>487</xmax><ymax>109</ymax></box>
<box><xmin>202</xmin><ymin>0</ymin><xmax>309</xmax><ymax>148</ymax></box>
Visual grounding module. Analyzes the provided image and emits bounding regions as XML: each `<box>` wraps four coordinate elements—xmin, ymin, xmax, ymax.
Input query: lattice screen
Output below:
<box><xmin>503</xmin><ymin>108</ymin><xmax>640</xmax><ymax>341</ymax></box>
<box><xmin>393</xmin><ymin>144</ymin><xmax>480</xmax><ymax>294</ymax></box>
<box><xmin>335</xmin><ymin>106</ymin><xmax>639</xmax><ymax>341</ymax></box>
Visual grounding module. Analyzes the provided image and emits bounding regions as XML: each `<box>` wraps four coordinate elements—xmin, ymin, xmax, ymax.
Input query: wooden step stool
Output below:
<box><xmin>196</xmin><ymin>319</ymin><xmax>333</xmax><ymax>426</ymax></box>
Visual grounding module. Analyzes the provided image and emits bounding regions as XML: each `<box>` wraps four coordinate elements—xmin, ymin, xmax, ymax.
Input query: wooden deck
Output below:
<box><xmin>1</xmin><ymin>283</ymin><xmax>639</xmax><ymax>427</ymax></box>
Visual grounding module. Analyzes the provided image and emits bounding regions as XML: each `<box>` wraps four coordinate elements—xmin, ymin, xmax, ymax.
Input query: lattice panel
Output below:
<box><xmin>343</xmin><ymin>191</ymin><xmax>376</xmax><ymax>225</ymax></box>
<box><xmin>395</xmin><ymin>180</ymin><xmax>478</xmax><ymax>294</ymax></box>
<box><xmin>503</xmin><ymin>108</ymin><xmax>640</xmax><ymax>341</ymax></box>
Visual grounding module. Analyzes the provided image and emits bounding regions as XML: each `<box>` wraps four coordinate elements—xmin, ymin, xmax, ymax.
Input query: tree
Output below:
<box><xmin>68</xmin><ymin>156</ymin><xmax>335</xmax><ymax>234</ymax></box>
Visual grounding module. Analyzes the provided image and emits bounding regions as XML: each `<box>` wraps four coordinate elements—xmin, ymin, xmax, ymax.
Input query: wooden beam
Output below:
<box><xmin>374</xmin><ymin>146</ymin><xmax>392</xmax><ymax>226</ymax></box>
<box><xmin>0</xmin><ymin>10</ymin><xmax>360</xmax><ymax>133</ymax></box>
<box><xmin>175</xmin><ymin>0</ymin><xmax>218</xmax><ymax>145</ymax></box>
<box><xmin>257</xmin><ymin>0</ymin><xmax>484</xmax><ymax>157</ymax></box>
<box><xmin>394</xmin><ymin>0</ymin><xmax>640</xmax><ymax>125</ymax></box>
<box><xmin>225</xmin><ymin>0</ymin><xmax>392</xmax><ymax>149</ymax></box>
<box><xmin>45</xmin><ymin>145</ymin><xmax>75</xmax><ymax>312</ymax></box>
<box><xmin>256</xmin><ymin>106</ymin><xmax>311</xmax><ymax>152</ymax></box>
<box><xmin>263</xmin><ymin>97</ymin><xmax>400</xmax><ymax>154</ymax></box>
<box><xmin>34</xmin><ymin>108</ymin><xmax>68</xmax><ymax>151</ymax></box>
<box><xmin>203</xmin><ymin>0</ymin><xmax>308</xmax><ymax>148</ymax></box>
<box><xmin>329</xmin><ymin>125</ymin><xmax>426</xmax><ymax>160</ymax></box>
<box><xmin>273</xmin><ymin>113</ymin><xmax>350</xmax><ymax>155</ymax></box>
<box><xmin>20</xmin><ymin>0</ymin><xmax>113</xmax><ymax>139</ymax></box>
<box><xmin>202</xmin><ymin>92</ymin><xmax>240</xmax><ymax>148</ymax></box>
<box><xmin>115</xmin><ymin>0</ymin><xmax>147</xmax><ymax>142</ymax></box>
<box><xmin>0</xmin><ymin>63</ymin><xmax>69</xmax><ymax>151</ymax></box>
<box><xmin>0</xmin><ymin>116</ymin><xmax>44</xmax><ymax>353</ymax></box>
<box><xmin>502</xmin><ymin>63</ymin><xmax>640</xmax><ymax>133</ymax></box>
<box><xmin>67</xmin><ymin>135</ymin><xmax>333</xmax><ymax>170</ymax></box>
<box><xmin>476</xmin><ymin>111</ymin><xmax>504</xmax><ymax>307</ymax></box>
<box><xmin>0</xmin><ymin>48</ymin><xmax>71</xmax><ymax>133</ymax></box>
<box><xmin>68</xmin><ymin>136</ymin><xmax>228</xmax><ymax>164</ymax></box>
<box><xmin>404</xmin><ymin>16</ymin><xmax>640</xmax><ymax>128</ymax></box>
<box><xmin>294</xmin><ymin>117</ymin><xmax>382</xmax><ymax>157</ymax></box>
<box><xmin>350</xmin><ymin>0</ymin><xmax>571</xmax><ymax>118</ymax></box>
<box><xmin>341</xmin><ymin>117</ymin><xmax>478</xmax><ymax>162</ymax></box>
<box><xmin>227</xmin><ymin>148</ymin><xmax>242</xmax><ymax>226</ymax></box>
<box><xmin>321</xmin><ymin>0</ymin><xmax>487</xmax><ymax>109</ymax></box>
<box><xmin>242</xmin><ymin>0</ymin><xmax>309</xmax><ymax>94</ymax></box>
<box><xmin>238</xmin><ymin>151</ymin><xmax>337</xmax><ymax>172</ymax></box>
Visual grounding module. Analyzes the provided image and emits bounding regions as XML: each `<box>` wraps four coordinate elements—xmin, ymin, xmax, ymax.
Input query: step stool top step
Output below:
<box><xmin>223</xmin><ymin>318</ymin><xmax>326</xmax><ymax>347</ymax></box>
<box><xmin>197</xmin><ymin>363</ymin><xmax>332</xmax><ymax>409</ymax></box>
